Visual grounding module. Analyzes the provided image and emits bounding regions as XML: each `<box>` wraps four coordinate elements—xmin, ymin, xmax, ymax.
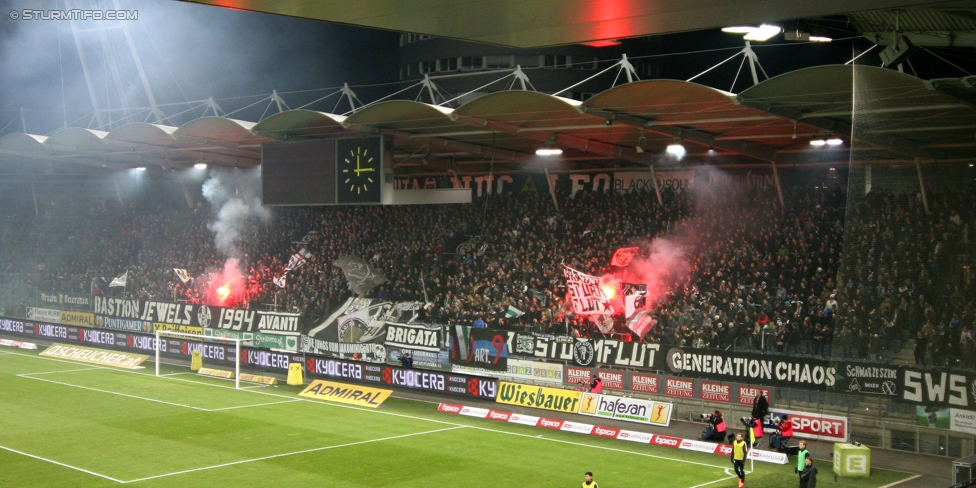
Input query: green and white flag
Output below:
<box><xmin>505</xmin><ymin>305</ymin><xmax>524</xmax><ymax>318</ymax></box>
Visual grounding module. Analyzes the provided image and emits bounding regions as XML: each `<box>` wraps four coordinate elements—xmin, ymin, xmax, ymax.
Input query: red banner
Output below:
<box><xmin>665</xmin><ymin>378</ymin><xmax>694</xmax><ymax>398</ymax></box>
<box><xmin>700</xmin><ymin>381</ymin><xmax>731</xmax><ymax>402</ymax></box>
<box><xmin>630</xmin><ymin>373</ymin><xmax>659</xmax><ymax>393</ymax></box>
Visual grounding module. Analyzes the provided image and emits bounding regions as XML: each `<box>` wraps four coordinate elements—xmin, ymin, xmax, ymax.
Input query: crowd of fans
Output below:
<box><xmin>1</xmin><ymin>173</ymin><xmax>975</xmax><ymax>367</ymax></box>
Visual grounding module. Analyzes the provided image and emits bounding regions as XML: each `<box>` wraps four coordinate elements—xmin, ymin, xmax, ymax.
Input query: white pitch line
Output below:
<box><xmin>878</xmin><ymin>474</ymin><xmax>924</xmax><ymax>488</ymax></box>
<box><xmin>207</xmin><ymin>399</ymin><xmax>301</xmax><ymax>412</ymax></box>
<box><xmin>20</xmin><ymin>367</ymin><xmax>103</xmax><ymax>376</ymax></box>
<box><xmin>16</xmin><ymin>374</ymin><xmax>211</xmax><ymax>411</ymax></box>
<box><xmin>120</xmin><ymin>426</ymin><xmax>465</xmax><ymax>484</ymax></box>
<box><xmin>688</xmin><ymin>471</ymin><xmax>739</xmax><ymax>488</ymax></box>
<box><xmin>0</xmin><ymin>443</ymin><xmax>124</xmax><ymax>484</ymax></box>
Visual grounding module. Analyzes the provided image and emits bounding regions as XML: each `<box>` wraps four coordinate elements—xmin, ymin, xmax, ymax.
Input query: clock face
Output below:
<box><xmin>336</xmin><ymin>137</ymin><xmax>382</xmax><ymax>204</ymax></box>
<box><xmin>342</xmin><ymin>146</ymin><xmax>375</xmax><ymax>194</ymax></box>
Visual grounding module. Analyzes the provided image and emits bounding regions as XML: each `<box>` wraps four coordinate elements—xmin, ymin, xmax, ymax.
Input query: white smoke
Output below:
<box><xmin>202</xmin><ymin>168</ymin><xmax>271</xmax><ymax>257</ymax></box>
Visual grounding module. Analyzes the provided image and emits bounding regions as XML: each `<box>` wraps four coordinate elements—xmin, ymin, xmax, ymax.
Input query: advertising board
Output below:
<box><xmin>496</xmin><ymin>382</ymin><xmax>581</xmax><ymax>413</ymax></box>
<box><xmin>578</xmin><ymin>392</ymin><xmax>672</xmax><ymax>426</ymax></box>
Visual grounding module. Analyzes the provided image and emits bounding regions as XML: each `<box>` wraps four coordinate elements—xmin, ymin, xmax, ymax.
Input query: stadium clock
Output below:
<box><xmin>336</xmin><ymin>137</ymin><xmax>383</xmax><ymax>204</ymax></box>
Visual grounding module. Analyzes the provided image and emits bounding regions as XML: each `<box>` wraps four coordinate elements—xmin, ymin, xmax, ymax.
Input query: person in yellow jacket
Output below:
<box><xmin>582</xmin><ymin>471</ymin><xmax>598</xmax><ymax>488</ymax></box>
<box><xmin>731</xmin><ymin>433</ymin><xmax>748</xmax><ymax>488</ymax></box>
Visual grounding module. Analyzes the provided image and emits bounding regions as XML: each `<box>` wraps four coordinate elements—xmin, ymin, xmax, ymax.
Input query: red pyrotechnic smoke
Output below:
<box><xmin>600</xmin><ymin>238</ymin><xmax>690</xmax><ymax>315</ymax></box>
<box><xmin>209</xmin><ymin>258</ymin><xmax>245</xmax><ymax>305</ymax></box>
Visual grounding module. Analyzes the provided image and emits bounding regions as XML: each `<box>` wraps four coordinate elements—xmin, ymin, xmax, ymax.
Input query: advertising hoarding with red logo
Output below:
<box><xmin>665</xmin><ymin>378</ymin><xmax>694</xmax><ymax>398</ymax></box>
<box><xmin>700</xmin><ymin>381</ymin><xmax>731</xmax><ymax>402</ymax></box>
<box><xmin>766</xmin><ymin>408</ymin><xmax>848</xmax><ymax>442</ymax></box>
<box><xmin>738</xmin><ymin>386</ymin><xmax>772</xmax><ymax>405</ymax></box>
<box><xmin>596</xmin><ymin>370</ymin><xmax>624</xmax><ymax>390</ymax></box>
<box><xmin>629</xmin><ymin>373</ymin><xmax>659</xmax><ymax>393</ymax></box>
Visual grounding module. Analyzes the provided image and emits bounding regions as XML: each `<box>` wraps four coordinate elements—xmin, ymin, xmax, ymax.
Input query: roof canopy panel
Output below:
<box><xmin>454</xmin><ymin>91</ymin><xmax>585</xmax><ymax>128</ymax></box>
<box><xmin>45</xmin><ymin>128</ymin><xmax>109</xmax><ymax>149</ymax></box>
<box><xmin>345</xmin><ymin>100</ymin><xmax>455</xmax><ymax>134</ymax></box>
<box><xmin>252</xmin><ymin>110</ymin><xmax>347</xmax><ymax>140</ymax></box>
<box><xmin>174</xmin><ymin>117</ymin><xmax>258</xmax><ymax>144</ymax></box>
<box><xmin>105</xmin><ymin>122</ymin><xmax>179</xmax><ymax>146</ymax></box>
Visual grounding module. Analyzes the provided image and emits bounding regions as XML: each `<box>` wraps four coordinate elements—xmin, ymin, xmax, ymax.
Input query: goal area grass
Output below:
<box><xmin>0</xmin><ymin>349</ymin><xmax>916</xmax><ymax>487</ymax></box>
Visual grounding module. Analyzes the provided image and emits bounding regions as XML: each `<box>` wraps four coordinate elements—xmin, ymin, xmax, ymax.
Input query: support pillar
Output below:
<box><xmin>915</xmin><ymin>157</ymin><xmax>929</xmax><ymax>214</ymax></box>
<box><xmin>864</xmin><ymin>163</ymin><xmax>872</xmax><ymax>195</ymax></box>
<box><xmin>647</xmin><ymin>163</ymin><xmax>663</xmax><ymax>205</ymax></box>
<box><xmin>771</xmin><ymin>161</ymin><xmax>785</xmax><ymax>207</ymax></box>
<box><xmin>178</xmin><ymin>176</ymin><xmax>193</xmax><ymax>209</ymax></box>
<box><xmin>544</xmin><ymin>168</ymin><xmax>560</xmax><ymax>211</ymax></box>
<box><xmin>30</xmin><ymin>178</ymin><xmax>39</xmax><ymax>216</ymax></box>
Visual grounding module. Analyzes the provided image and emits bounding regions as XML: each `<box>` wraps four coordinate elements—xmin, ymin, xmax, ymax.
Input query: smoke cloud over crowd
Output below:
<box><xmin>201</xmin><ymin>168</ymin><xmax>270</xmax><ymax>257</ymax></box>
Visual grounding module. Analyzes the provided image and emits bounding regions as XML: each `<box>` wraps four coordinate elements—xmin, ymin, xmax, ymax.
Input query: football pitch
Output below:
<box><xmin>0</xmin><ymin>349</ymin><xmax>916</xmax><ymax>487</ymax></box>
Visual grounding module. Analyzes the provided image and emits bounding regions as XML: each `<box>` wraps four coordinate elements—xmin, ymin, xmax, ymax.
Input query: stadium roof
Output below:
<box><xmin>2</xmin><ymin>65</ymin><xmax>976</xmax><ymax>177</ymax></box>
<box><xmin>184</xmin><ymin>0</ymin><xmax>966</xmax><ymax>49</ymax></box>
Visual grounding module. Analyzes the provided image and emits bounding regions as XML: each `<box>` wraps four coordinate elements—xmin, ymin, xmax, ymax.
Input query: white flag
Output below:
<box><xmin>173</xmin><ymin>268</ymin><xmax>191</xmax><ymax>284</ymax></box>
<box><xmin>109</xmin><ymin>271</ymin><xmax>128</xmax><ymax>288</ymax></box>
<box><xmin>273</xmin><ymin>275</ymin><xmax>287</xmax><ymax>288</ymax></box>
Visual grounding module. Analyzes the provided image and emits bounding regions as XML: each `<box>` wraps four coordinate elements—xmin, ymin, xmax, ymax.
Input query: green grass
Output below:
<box><xmin>0</xmin><ymin>349</ymin><xmax>915</xmax><ymax>487</ymax></box>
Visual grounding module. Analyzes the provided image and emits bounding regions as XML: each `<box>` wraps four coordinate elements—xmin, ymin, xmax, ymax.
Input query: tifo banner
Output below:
<box><xmin>300</xmin><ymin>334</ymin><xmax>387</xmax><ymax>363</ymax></box>
<box><xmin>563</xmin><ymin>265</ymin><xmax>612</xmax><ymax>315</ymax></box>
<box><xmin>507</xmin><ymin>332</ymin><xmax>659</xmax><ymax>369</ymax></box>
<box><xmin>388</xmin><ymin>347</ymin><xmax>450</xmax><ymax>371</ymax></box>
<box><xmin>40</xmin><ymin>343</ymin><xmax>147</xmax><ymax>369</ymax></box>
<box><xmin>834</xmin><ymin>362</ymin><xmax>899</xmax><ymax>398</ymax></box>
<box><xmin>26</xmin><ymin>307</ymin><xmax>61</xmax><ymax>323</ymax></box>
<box><xmin>333</xmin><ymin>255</ymin><xmax>388</xmax><ymax>295</ymax></box>
<box><xmin>384</xmin><ymin>322</ymin><xmax>441</xmax><ymax>352</ymax></box>
<box><xmin>613</xmin><ymin>170</ymin><xmax>695</xmax><ymax>194</ymax></box>
<box><xmin>660</xmin><ymin>346</ymin><xmax>836</xmax><ymax>389</ymax></box>
<box><xmin>307</xmin><ymin>298</ymin><xmax>420</xmax><ymax>344</ymax></box>
<box><xmin>578</xmin><ymin>392</ymin><xmax>673</xmax><ymax>427</ymax></box>
<box><xmin>38</xmin><ymin>292</ymin><xmax>92</xmax><ymax>310</ymax></box>
<box><xmin>496</xmin><ymin>381</ymin><xmax>581</xmax><ymax>413</ymax></box>
<box><xmin>764</xmin><ymin>408</ymin><xmax>848</xmax><ymax>443</ymax></box>
<box><xmin>299</xmin><ymin>380</ymin><xmax>392</xmax><ymax>408</ymax></box>
<box><xmin>449</xmin><ymin>326</ymin><xmax>508</xmax><ymax>372</ymax></box>
<box><xmin>92</xmin><ymin>297</ymin><xmax>301</xmax><ymax>333</ymax></box>
<box><xmin>437</xmin><ymin>402</ymin><xmax>787</xmax><ymax>464</ymax></box>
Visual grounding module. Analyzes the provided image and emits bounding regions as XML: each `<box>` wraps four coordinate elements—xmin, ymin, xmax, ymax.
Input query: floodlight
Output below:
<box><xmin>194</xmin><ymin>163</ymin><xmax>208</xmax><ymax>169</ymax></box>
<box><xmin>743</xmin><ymin>24</ymin><xmax>781</xmax><ymax>42</ymax></box>
<box><xmin>809</xmin><ymin>140</ymin><xmax>827</xmax><ymax>146</ymax></box>
<box><xmin>666</xmin><ymin>142</ymin><xmax>686</xmax><ymax>156</ymax></box>
<box><xmin>722</xmin><ymin>26</ymin><xmax>756</xmax><ymax>34</ymax></box>
<box><xmin>809</xmin><ymin>36</ymin><xmax>832</xmax><ymax>42</ymax></box>
<box><xmin>825</xmin><ymin>138</ymin><xmax>843</xmax><ymax>146</ymax></box>
<box><xmin>535</xmin><ymin>148</ymin><xmax>563</xmax><ymax>156</ymax></box>
<box><xmin>135</xmin><ymin>166</ymin><xmax>147</xmax><ymax>171</ymax></box>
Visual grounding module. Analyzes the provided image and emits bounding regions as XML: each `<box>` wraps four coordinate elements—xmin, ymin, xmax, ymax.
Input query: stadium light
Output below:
<box><xmin>666</xmin><ymin>141</ymin><xmax>686</xmax><ymax>157</ymax></box>
<box><xmin>194</xmin><ymin>163</ymin><xmax>208</xmax><ymax>169</ymax></box>
<box><xmin>535</xmin><ymin>148</ymin><xmax>563</xmax><ymax>156</ymax></box>
<box><xmin>809</xmin><ymin>140</ymin><xmax>827</xmax><ymax>146</ymax></box>
<box><xmin>723</xmin><ymin>24</ymin><xmax>781</xmax><ymax>42</ymax></box>
<box><xmin>826</xmin><ymin>138</ymin><xmax>843</xmax><ymax>146</ymax></box>
<box><xmin>135</xmin><ymin>166</ymin><xmax>147</xmax><ymax>171</ymax></box>
<box><xmin>809</xmin><ymin>36</ymin><xmax>832</xmax><ymax>42</ymax></box>
<box><xmin>721</xmin><ymin>26</ymin><xmax>756</xmax><ymax>34</ymax></box>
